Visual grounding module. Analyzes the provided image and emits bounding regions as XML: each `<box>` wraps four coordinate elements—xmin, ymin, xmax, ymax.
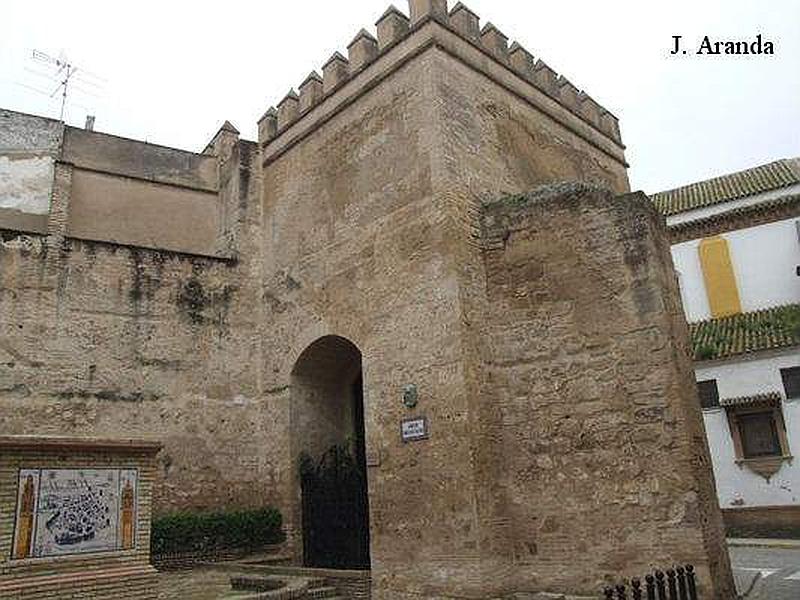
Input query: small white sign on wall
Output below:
<box><xmin>401</xmin><ymin>416</ymin><xmax>429</xmax><ymax>443</ymax></box>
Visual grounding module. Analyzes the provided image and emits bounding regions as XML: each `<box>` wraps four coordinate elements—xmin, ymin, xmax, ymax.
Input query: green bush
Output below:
<box><xmin>151</xmin><ymin>507</ymin><xmax>283</xmax><ymax>555</ymax></box>
<box><xmin>694</xmin><ymin>343</ymin><xmax>717</xmax><ymax>361</ymax></box>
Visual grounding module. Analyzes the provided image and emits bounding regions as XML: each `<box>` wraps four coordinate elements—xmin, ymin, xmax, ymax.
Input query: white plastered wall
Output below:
<box><xmin>696</xmin><ymin>349</ymin><xmax>800</xmax><ymax>507</ymax></box>
<box><xmin>672</xmin><ymin>217</ymin><xmax>800</xmax><ymax>322</ymax></box>
<box><xmin>0</xmin><ymin>156</ymin><xmax>54</xmax><ymax>214</ymax></box>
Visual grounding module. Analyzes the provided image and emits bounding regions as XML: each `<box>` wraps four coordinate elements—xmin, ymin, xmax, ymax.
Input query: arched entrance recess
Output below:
<box><xmin>290</xmin><ymin>335</ymin><xmax>370</xmax><ymax>569</ymax></box>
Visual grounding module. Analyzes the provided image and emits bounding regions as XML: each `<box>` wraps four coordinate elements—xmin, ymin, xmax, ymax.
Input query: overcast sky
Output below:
<box><xmin>1</xmin><ymin>0</ymin><xmax>798</xmax><ymax>193</ymax></box>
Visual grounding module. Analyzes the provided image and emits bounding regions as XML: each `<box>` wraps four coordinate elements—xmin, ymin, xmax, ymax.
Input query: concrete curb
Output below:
<box><xmin>728</xmin><ymin>537</ymin><xmax>800</xmax><ymax>549</ymax></box>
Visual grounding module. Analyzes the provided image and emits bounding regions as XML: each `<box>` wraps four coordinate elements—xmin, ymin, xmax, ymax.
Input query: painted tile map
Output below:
<box><xmin>12</xmin><ymin>468</ymin><xmax>137</xmax><ymax>559</ymax></box>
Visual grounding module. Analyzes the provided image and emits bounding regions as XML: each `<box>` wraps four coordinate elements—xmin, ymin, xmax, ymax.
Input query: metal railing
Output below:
<box><xmin>603</xmin><ymin>565</ymin><xmax>698</xmax><ymax>600</ymax></box>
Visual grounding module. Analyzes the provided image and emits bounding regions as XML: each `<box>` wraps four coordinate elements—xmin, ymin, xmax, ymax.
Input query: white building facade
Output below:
<box><xmin>654</xmin><ymin>157</ymin><xmax>800</xmax><ymax>533</ymax></box>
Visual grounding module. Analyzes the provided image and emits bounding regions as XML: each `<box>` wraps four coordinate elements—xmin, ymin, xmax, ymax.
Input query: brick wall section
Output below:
<box><xmin>723</xmin><ymin>505</ymin><xmax>800</xmax><ymax>534</ymax></box>
<box><xmin>45</xmin><ymin>161</ymin><xmax>72</xmax><ymax>243</ymax></box>
<box><xmin>476</xmin><ymin>184</ymin><xmax>734</xmax><ymax>599</ymax></box>
<box><xmin>0</xmin><ymin>437</ymin><xmax>160</xmax><ymax>599</ymax></box>
<box><xmin>336</xmin><ymin>576</ymin><xmax>371</xmax><ymax>600</ymax></box>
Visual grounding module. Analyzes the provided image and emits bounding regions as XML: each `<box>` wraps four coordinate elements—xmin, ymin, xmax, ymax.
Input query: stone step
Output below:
<box><xmin>307</xmin><ymin>585</ymin><xmax>339</xmax><ymax>598</ymax></box>
<box><xmin>229</xmin><ymin>575</ymin><xmax>287</xmax><ymax>592</ymax></box>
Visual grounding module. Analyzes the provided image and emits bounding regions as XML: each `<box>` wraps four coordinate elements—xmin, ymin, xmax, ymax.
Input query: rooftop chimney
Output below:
<box><xmin>85</xmin><ymin>115</ymin><xmax>95</xmax><ymax>131</ymax></box>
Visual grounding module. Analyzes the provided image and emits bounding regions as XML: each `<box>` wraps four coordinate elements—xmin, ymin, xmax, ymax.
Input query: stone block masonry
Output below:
<box><xmin>475</xmin><ymin>184</ymin><xmax>735</xmax><ymax>599</ymax></box>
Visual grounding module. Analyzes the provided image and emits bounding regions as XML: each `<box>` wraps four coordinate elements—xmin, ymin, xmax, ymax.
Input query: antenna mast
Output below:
<box><xmin>29</xmin><ymin>50</ymin><xmax>104</xmax><ymax>122</ymax></box>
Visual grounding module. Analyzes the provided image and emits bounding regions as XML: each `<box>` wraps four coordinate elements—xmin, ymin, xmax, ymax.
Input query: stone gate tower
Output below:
<box><xmin>250</xmin><ymin>1</ymin><xmax>734</xmax><ymax>598</ymax></box>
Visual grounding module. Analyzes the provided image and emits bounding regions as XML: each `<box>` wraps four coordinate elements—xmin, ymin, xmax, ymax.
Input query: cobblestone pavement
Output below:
<box><xmin>730</xmin><ymin>545</ymin><xmax>800</xmax><ymax>599</ymax></box>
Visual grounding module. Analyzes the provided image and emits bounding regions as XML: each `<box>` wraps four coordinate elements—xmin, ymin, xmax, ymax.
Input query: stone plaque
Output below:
<box><xmin>365</xmin><ymin>449</ymin><xmax>382</xmax><ymax>467</ymax></box>
<box><xmin>401</xmin><ymin>416</ymin><xmax>429</xmax><ymax>442</ymax></box>
<box><xmin>12</xmin><ymin>468</ymin><xmax>138</xmax><ymax>559</ymax></box>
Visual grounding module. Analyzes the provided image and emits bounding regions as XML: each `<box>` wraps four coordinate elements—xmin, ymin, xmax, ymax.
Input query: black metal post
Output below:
<box><xmin>686</xmin><ymin>565</ymin><xmax>698</xmax><ymax>600</ymax></box>
<box><xmin>676</xmin><ymin>566</ymin><xmax>688</xmax><ymax>600</ymax></box>
<box><xmin>655</xmin><ymin>571</ymin><xmax>667</xmax><ymax>600</ymax></box>
<box><xmin>645</xmin><ymin>574</ymin><xmax>656</xmax><ymax>600</ymax></box>
<box><xmin>666</xmin><ymin>569</ymin><xmax>677</xmax><ymax>600</ymax></box>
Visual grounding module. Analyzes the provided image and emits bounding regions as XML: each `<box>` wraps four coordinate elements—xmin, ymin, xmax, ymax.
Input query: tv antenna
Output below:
<box><xmin>28</xmin><ymin>50</ymin><xmax>105</xmax><ymax>122</ymax></box>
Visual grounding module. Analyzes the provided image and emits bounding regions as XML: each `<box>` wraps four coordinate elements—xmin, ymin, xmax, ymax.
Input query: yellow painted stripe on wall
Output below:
<box><xmin>699</xmin><ymin>236</ymin><xmax>742</xmax><ymax>318</ymax></box>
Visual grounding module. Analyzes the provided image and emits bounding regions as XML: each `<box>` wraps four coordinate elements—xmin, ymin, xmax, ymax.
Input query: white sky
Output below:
<box><xmin>1</xmin><ymin>0</ymin><xmax>798</xmax><ymax>193</ymax></box>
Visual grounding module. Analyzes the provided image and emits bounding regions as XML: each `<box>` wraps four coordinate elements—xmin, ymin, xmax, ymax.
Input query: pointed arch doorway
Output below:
<box><xmin>290</xmin><ymin>335</ymin><xmax>370</xmax><ymax>569</ymax></box>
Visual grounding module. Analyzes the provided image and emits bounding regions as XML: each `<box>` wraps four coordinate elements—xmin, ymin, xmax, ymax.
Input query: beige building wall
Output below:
<box><xmin>68</xmin><ymin>169</ymin><xmax>220</xmax><ymax>255</ymax></box>
<box><xmin>62</xmin><ymin>127</ymin><xmax>222</xmax><ymax>256</ymax></box>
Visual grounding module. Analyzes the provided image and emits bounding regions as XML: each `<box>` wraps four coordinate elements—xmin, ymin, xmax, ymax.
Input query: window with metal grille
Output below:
<box><xmin>780</xmin><ymin>367</ymin><xmax>800</xmax><ymax>400</ymax></box>
<box><xmin>738</xmin><ymin>412</ymin><xmax>783</xmax><ymax>458</ymax></box>
<box><xmin>697</xmin><ymin>379</ymin><xmax>720</xmax><ymax>409</ymax></box>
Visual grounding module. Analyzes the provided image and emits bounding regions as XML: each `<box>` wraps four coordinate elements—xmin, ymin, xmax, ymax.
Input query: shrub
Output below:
<box><xmin>151</xmin><ymin>507</ymin><xmax>283</xmax><ymax>555</ymax></box>
<box><xmin>694</xmin><ymin>343</ymin><xmax>716</xmax><ymax>361</ymax></box>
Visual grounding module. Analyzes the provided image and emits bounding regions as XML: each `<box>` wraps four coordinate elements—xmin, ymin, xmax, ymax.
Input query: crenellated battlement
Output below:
<box><xmin>257</xmin><ymin>0</ymin><xmax>622</xmax><ymax>149</ymax></box>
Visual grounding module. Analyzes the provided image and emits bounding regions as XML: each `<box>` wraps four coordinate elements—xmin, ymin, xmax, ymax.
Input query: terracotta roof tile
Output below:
<box><xmin>690</xmin><ymin>303</ymin><xmax>800</xmax><ymax>361</ymax></box>
<box><xmin>653</xmin><ymin>158</ymin><xmax>800</xmax><ymax>216</ymax></box>
<box><xmin>668</xmin><ymin>192</ymin><xmax>800</xmax><ymax>236</ymax></box>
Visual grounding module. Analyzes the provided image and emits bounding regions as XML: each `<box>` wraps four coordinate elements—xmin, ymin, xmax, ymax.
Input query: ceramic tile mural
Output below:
<box><xmin>12</xmin><ymin>468</ymin><xmax>138</xmax><ymax>559</ymax></box>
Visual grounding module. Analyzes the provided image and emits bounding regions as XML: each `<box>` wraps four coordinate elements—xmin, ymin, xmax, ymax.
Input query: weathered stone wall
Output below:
<box><xmin>475</xmin><ymin>184</ymin><xmax>734</xmax><ymax>599</ymax></box>
<box><xmin>260</xmin><ymin>48</ymin><xmax>478</xmax><ymax>573</ymax></box>
<box><xmin>0</xmin><ymin>138</ymin><xmax>270</xmax><ymax>516</ymax></box>
<box><xmin>430</xmin><ymin>46</ymin><xmax>629</xmax><ymax>199</ymax></box>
